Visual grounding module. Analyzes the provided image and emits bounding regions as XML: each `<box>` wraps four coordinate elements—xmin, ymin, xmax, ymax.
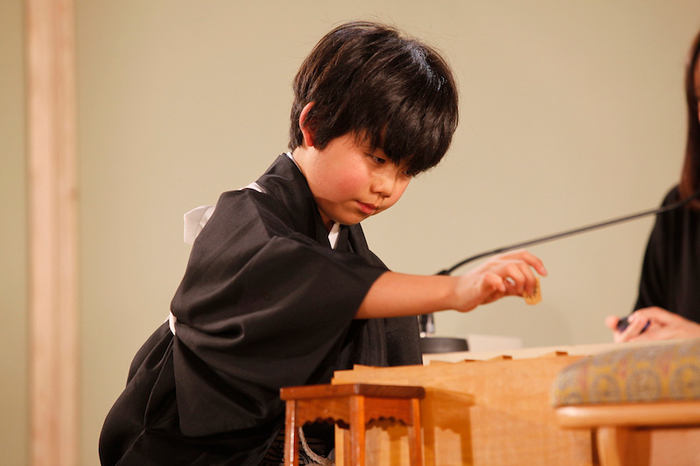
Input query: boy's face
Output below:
<box><xmin>301</xmin><ymin>133</ymin><xmax>412</xmax><ymax>230</ymax></box>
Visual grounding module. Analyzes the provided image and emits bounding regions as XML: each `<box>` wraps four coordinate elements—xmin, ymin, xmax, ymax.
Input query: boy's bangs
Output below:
<box><xmin>364</xmin><ymin>95</ymin><xmax>457</xmax><ymax>176</ymax></box>
<box><xmin>289</xmin><ymin>21</ymin><xmax>459</xmax><ymax>173</ymax></box>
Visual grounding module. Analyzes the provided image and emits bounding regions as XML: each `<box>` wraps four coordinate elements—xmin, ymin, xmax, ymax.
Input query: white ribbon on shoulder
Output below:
<box><xmin>183</xmin><ymin>205</ymin><xmax>216</xmax><ymax>246</ymax></box>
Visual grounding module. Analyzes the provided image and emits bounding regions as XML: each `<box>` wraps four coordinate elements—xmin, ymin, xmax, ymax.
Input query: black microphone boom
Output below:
<box><xmin>437</xmin><ymin>190</ymin><xmax>700</xmax><ymax>276</ymax></box>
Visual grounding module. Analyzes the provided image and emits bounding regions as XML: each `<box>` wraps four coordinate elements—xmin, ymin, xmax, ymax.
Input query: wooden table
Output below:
<box><xmin>331</xmin><ymin>342</ymin><xmax>662</xmax><ymax>465</ymax></box>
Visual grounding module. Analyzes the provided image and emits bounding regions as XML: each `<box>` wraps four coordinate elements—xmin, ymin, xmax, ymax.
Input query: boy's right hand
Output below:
<box><xmin>452</xmin><ymin>250</ymin><xmax>547</xmax><ymax>312</ymax></box>
<box><xmin>356</xmin><ymin>249</ymin><xmax>546</xmax><ymax>320</ymax></box>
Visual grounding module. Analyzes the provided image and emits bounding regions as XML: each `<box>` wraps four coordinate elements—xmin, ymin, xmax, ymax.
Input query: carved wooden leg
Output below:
<box><xmin>596</xmin><ymin>426</ymin><xmax>629</xmax><ymax>466</ymax></box>
<box><xmin>343</xmin><ymin>427</ymin><xmax>352</xmax><ymax>466</ymax></box>
<box><xmin>284</xmin><ymin>400</ymin><xmax>298</xmax><ymax>466</ymax></box>
<box><xmin>408</xmin><ymin>398</ymin><xmax>423</xmax><ymax>466</ymax></box>
<box><xmin>349</xmin><ymin>395</ymin><xmax>366</xmax><ymax>466</ymax></box>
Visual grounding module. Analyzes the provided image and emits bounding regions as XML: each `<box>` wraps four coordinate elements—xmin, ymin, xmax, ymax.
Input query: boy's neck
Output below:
<box><xmin>291</xmin><ymin>146</ymin><xmax>335</xmax><ymax>232</ymax></box>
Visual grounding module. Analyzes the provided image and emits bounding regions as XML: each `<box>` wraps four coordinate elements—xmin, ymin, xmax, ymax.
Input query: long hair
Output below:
<box><xmin>679</xmin><ymin>30</ymin><xmax>700</xmax><ymax>209</ymax></box>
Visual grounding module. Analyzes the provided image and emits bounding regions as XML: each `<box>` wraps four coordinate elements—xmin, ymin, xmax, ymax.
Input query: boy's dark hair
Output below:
<box><xmin>289</xmin><ymin>21</ymin><xmax>459</xmax><ymax>175</ymax></box>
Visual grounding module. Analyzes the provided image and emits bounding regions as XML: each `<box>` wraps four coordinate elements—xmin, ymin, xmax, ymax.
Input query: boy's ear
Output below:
<box><xmin>299</xmin><ymin>102</ymin><xmax>315</xmax><ymax>147</ymax></box>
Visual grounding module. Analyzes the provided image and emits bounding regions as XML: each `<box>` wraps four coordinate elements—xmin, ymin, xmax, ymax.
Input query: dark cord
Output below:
<box><xmin>437</xmin><ymin>190</ymin><xmax>700</xmax><ymax>276</ymax></box>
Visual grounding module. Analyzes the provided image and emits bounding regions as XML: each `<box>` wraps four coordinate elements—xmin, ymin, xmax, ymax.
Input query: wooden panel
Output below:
<box><xmin>333</xmin><ymin>354</ymin><xmax>594</xmax><ymax>465</ymax></box>
<box><xmin>633</xmin><ymin>428</ymin><xmax>700</xmax><ymax>465</ymax></box>
<box><xmin>26</xmin><ymin>0</ymin><xmax>79</xmax><ymax>464</ymax></box>
<box><xmin>595</xmin><ymin>426</ymin><xmax>700</xmax><ymax>466</ymax></box>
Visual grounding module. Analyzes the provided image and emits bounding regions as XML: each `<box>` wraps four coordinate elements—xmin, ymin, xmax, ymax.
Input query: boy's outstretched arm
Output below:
<box><xmin>355</xmin><ymin>250</ymin><xmax>547</xmax><ymax>319</ymax></box>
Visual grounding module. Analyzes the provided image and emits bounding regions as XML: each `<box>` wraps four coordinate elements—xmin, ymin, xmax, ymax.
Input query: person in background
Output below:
<box><xmin>607</xmin><ymin>29</ymin><xmax>700</xmax><ymax>342</ymax></box>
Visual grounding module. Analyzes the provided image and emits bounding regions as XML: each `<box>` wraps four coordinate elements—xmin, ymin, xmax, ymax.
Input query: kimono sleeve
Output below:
<box><xmin>168</xmin><ymin>191</ymin><xmax>387</xmax><ymax>436</ymax></box>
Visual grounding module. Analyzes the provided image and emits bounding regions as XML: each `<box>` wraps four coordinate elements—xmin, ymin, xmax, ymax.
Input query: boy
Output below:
<box><xmin>99</xmin><ymin>21</ymin><xmax>546</xmax><ymax>465</ymax></box>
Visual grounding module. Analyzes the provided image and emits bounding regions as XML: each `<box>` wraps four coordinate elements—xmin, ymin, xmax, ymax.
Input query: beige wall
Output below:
<box><xmin>0</xmin><ymin>0</ymin><xmax>28</xmax><ymax>464</ymax></box>
<box><xmin>78</xmin><ymin>2</ymin><xmax>700</xmax><ymax>464</ymax></box>
<box><xmin>3</xmin><ymin>1</ymin><xmax>700</xmax><ymax>464</ymax></box>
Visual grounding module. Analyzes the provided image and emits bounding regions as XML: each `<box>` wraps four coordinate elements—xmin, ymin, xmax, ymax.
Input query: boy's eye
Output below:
<box><xmin>370</xmin><ymin>155</ymin><xmax>386</xmax><ymax>165</ymax></box>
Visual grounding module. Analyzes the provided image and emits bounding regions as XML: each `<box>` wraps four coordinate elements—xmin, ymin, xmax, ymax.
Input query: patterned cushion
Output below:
<box><xmin>551</xmin><ymin>338</ymin><xmax>700</xmax><ymax>407</ymax></box>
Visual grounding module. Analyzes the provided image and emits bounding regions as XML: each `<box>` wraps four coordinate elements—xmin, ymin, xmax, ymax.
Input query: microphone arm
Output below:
<box><xmin>419</xmin><ymin>189</ymin><xmax>700</xmax><ymax>338</ymax></box>
<box><xmin>437</xmin><ymin>190</ymin><xmax>700</xmax><ymax>276</ymax></box>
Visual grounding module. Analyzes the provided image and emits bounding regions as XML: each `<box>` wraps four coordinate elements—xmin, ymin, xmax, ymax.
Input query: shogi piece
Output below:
<box><xmin>552</xmin><ymin>338</ymin><xmax>700</xmax><ymax>466</ymax></box>
<box><xmin>280</xmin><ymin>383</ymin><xmax>425</xmax><ymax>466</ymax></box>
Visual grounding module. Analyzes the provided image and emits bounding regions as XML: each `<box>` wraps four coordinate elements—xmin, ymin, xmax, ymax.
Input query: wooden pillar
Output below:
<box><xmin>26</xmin><ymin>0</ymin><xmax>79</xmax><ymax>464</ymax></box>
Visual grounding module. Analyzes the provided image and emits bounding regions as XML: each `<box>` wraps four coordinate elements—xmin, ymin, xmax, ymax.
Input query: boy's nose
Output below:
<box><xmin>371</xmin><ymin>172</ymin><xmax>396</xmax><ymax>198</ymax></box>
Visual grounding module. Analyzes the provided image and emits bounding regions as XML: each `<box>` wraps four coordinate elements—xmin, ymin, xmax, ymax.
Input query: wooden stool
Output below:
<box><xmin>556</xmin><ymin>401</ymin><xmax>700</xmax><ymax>466</ymax></box>
<box><xmin>552</xmin><ymin>338</ymin><xmax>700</xmax><ymax>466</ymax></box>
<box><xmin>280</xmin><ymin>383</ymin><xmax>425</xmax><ymax>466</ymax></box>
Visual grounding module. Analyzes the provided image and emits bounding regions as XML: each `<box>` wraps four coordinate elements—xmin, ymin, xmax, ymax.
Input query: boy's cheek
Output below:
<box><xmin>335</xmin><ymin>177</ymin><xmax>364</xmax><ymax>197</ymax></box>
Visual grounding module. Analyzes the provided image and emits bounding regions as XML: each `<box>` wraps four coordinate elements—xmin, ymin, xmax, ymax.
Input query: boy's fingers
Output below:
<box><xmin>521</xmin><ymin>251</ymin><xmax>548</xmax><ymax>276</ymax></box>
<box><xmin>519</xmin><ymin>263</ymin><xmax>539</xmax><ymax>295</ymax></box>
<box><xmin>507</xmin><ymin>250</ymin><xmax>548</xmax><ymax>276</ymax></box>
<box><xmin>504</xmin><ymin>262</ymin><xmax>540</xmax><ymax>295</ymax></box>
<box><xmin>484</xmin><ymin>273</ymin><xmax>506</xmax><ymax>293</ymax></box>
<box><xmin>502</xmin><ymin>265</ymin><xmax>527</xmax><ymax>295</ymax></box>
<box><xmin>483</xmin><ymin>274</ymin><xmax>507</xmax><ymax>302</ymax></box>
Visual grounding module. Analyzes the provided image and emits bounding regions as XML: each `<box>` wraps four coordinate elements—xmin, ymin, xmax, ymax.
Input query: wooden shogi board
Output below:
<box><xmin>331</xmin><ymin>344</ymin><xmax>615</xmax><ymax>465</ymax></box>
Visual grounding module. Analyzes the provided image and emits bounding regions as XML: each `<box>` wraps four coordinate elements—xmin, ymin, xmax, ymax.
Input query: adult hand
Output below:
<box><xmin>606</xmin><ymin>307</ymin><xmax>700</xmax><ymax>342</ymax></box>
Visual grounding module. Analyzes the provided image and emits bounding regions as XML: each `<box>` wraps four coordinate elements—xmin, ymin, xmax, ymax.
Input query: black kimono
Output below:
<box><xmin>99</xmin><ymin>154</ymin><xmax>422</xmax><ymax>465</ymax></box>
<box><xmin>635</xmin><ymin>185</ymin><xmax>700</xmax><ymax>323</ymax></box>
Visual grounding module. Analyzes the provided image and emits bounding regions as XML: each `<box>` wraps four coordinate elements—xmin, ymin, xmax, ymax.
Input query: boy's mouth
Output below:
<box><xmin>357</xmin><ymin>201</ymin><xmax>378</xmax><ymax>215</ymax></box>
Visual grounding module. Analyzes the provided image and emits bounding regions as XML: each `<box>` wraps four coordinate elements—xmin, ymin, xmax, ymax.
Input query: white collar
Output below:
<box><xmin>328</xmin><ymin>222</ymin><xmax>340</xmax><ymax>249</ymax></box>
